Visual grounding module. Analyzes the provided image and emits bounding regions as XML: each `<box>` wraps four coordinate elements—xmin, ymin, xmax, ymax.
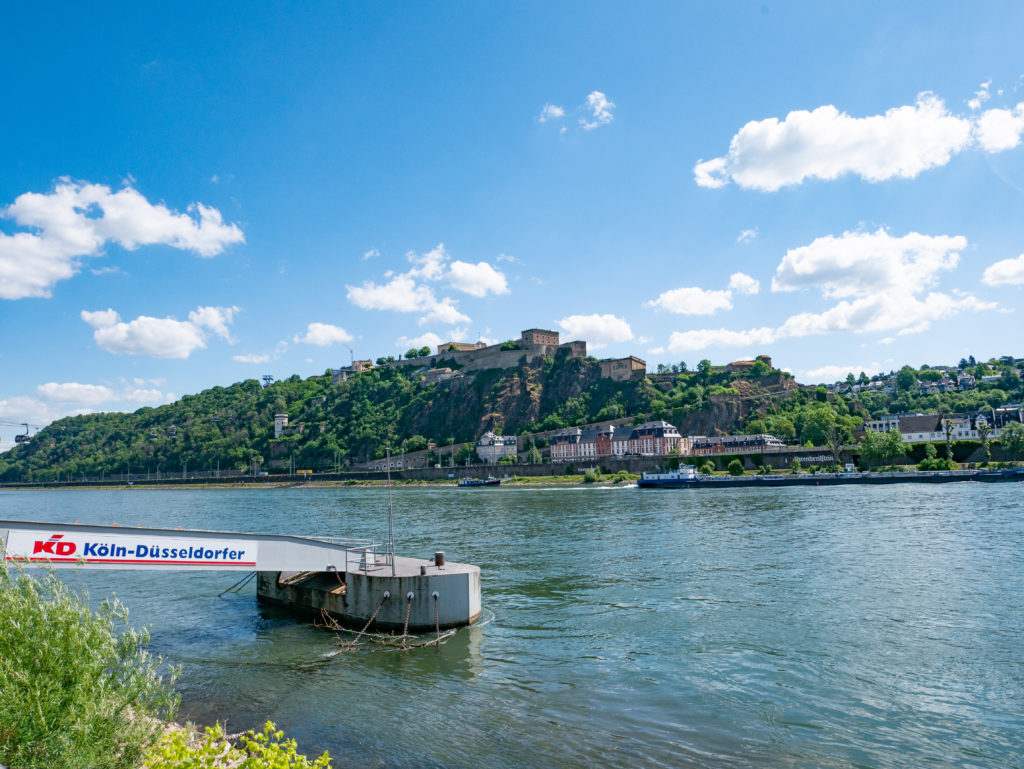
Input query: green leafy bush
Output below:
<box><xmin>145</xmin><ymin>721</ymin><xmax>331</xmax><ymax>768</ymax></box>
<box><xmin>727</xmin><ymin>459</ymin><xmax>744</xmax><ymax>476</ymax></box>
<box><xmin>699</xmin><ymin>461</ymin><xmax>715</xmax><ymax>475</ymax></box>
<box><xmin>582</xmin><ymin>469</ymin><xmax>601</xmax><ymax>483</ymax></box>
<box><xmin>0</xmin><ymin>562</ymin><xmax>179</xmax><ymax>769</ymax></box>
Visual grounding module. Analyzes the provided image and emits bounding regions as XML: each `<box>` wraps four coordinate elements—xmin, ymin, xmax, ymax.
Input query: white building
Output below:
<box><xmin>476</xmin><ymin>431</ymin><xmax>518</xmax><ymax>463</ymax></box>
<box><xmin>274</xmin><ymin>413</ymin><xmax>289</xmax><ymax>439</ymax></box>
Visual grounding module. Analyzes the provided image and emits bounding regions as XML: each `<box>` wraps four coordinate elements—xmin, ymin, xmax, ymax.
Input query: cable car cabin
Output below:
<box><xmin>15</xmin><ymin>434</ymin><xmax>30</xmax><ymax>443</ymax></box>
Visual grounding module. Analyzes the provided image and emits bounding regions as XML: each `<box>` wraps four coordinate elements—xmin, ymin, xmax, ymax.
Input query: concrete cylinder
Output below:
<box><xmin>434</xmin><ymin>551</ymin><xmax>445</xmax><ymax>567</ymax></box>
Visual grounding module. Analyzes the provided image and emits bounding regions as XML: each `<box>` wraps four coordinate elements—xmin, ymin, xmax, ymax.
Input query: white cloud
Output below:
<box><xmin>447</xmin><ymin>260</ymin><xmax>509</xmax><ymax>297</ymax></box>
<box><xmin>407</xmin><ymin>243</ymin><xmax>449</xmax><ymax>281</ymax></box>
<box><xmin>664</xmin><ymin>229</ymin><xmax>996</xmax><ymax>352</ymax></box>
<box><xmin>737</xmin><ymin>229</ymin><xmax>758</xmax><ymax>244</ymax></box>
<box><xmin>81</xmin><ymin>305</ymin><xmax>238</xmax><ymax>359</ymax></box>
<box><xmin>233</xmin><ymin>353</ymin><xmax>271</xmax><ymax>364</ymax></box>
<box><xmin>496</xmin><ymin>253</ymin><xmax>519</xmax><ymax>263</ymax></box>
<box><xmin>648</xmin><ymin>272</ymin><xmax>760</xmax><ymax>315</ymax></box>
<box><xmin>728</xmin><ymin>272</ymin><xmax>760</xmax><ymax>295</ymax></box>
<box><xmin>772</xmin><ymin>229</ymin><xmax>965</xmax><ymax>297</ymax></box>
<box><xmin>81</xmin><ymin>308</ymin><xmax>120</xmax><ymax>328</ymax></box>
<box><xmin>538</xmin><ymin>103</ymin><xmax>565</xmax><ymax>123</ymax></box>
<box><xmin>982</xmin><ymin>253</ymin><xmax>1024</xmax><ymax>285</ymax></box>
<box><xmin>36</xmin><ymin>382</ymin><xmax>115</xmax><ymax>405</ymax></box>
<box><xmin>975</xmin><ymin>105</ymin><xmax>1024</xmax><ymax>151</ymax></box>
<box><xmin>363</xmin><ymin>248</ymin><xmax>380</xmax><ymax>260</ymax></box>
<box><xmin>647</xmin><ymin>286</ymin><xmax>734</xmax><ymax>315</ymax></box>
<box><xmin>0</xmin><ymin>179</ymin><xmax>244</xmax><ymax>299</ymax></box>
<box><xmin>801</xmin><ymin>363</ymin><xmax>882</xmax><ymax>383</ymax></box>
<box><xmin>968</xmin><ymin>80</ymin><xmax>992</xmax><ymax>111</ymax></box>
<box><xmin>396</xmin><ymin>332</ymin><xmax>443</xmax><ymax>351</ymax></box>
<box><xmin>188</xmin><ymin>305</ymin><xmax>238</xmax><ymax>341</ymax></box>
<box><xmin>347</xmin><ymin>243</ymin><xmax>511</xmax><ymax>326</ymax></box>
<box><xmin>122</xmin><ymin>387</ymin><xmax>170</xmax><ymax>403</ymax></box>
<box><xmin>667</xmin><ymin>327</ymin><xmax>778</xmax><ymax>353</ymax></box>
<box><xmin>556</xmin><ymin>314</ymin><xmax>633</xmax><ymax>349</ymax></box>
<box><xmin>579</xmin><ymin>91</ymin><xmax>615</xmax><ymax>130</ymax></box>
<box><xmin>694</xmin><ymin>93</ymin><xmax>977</xmax><ymax>191</ymax></box>
<box><xmin>293</xmin><ymin>322</ymin><xmax>354</xmax><ymax>346</ymax></box>
<box><xmin>418</xmin><ymin>299</ymin><xmax>471</xmax><ymax>326</ymax></box>
<box><xmin>347</xmin><ymin>273</ymin><xmax>437</xmax><ymax>312</ymax></box>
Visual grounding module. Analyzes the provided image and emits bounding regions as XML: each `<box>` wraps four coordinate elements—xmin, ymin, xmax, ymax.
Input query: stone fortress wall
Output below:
<box><xmin>389</xmin><ymin>330</ymin><xmax>587</xmax><ymax>374</ymax></box>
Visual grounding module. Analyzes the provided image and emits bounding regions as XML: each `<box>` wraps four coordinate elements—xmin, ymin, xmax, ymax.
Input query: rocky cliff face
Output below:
<box><xmin>677</xmin><ymin>374</ymin><xmax>799</xmax><ymax>436</ymax></box>
<box><xmin>403</xmin><ymin>355</ymin><xmax>606</xmax><ymax>440</ymax></box>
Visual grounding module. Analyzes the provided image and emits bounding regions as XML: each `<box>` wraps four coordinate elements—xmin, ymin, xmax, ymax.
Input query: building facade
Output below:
<box><xmin>437</xmin><ymin>341</ymin><xmax>486</xmax><ymax>354</ymax></box>
<box><xmin>520</xmin><ymin>328</ymin><xmax>560</xmax><ymax>346</ymax></box>
<box><xmin>599</xmin><ymin>356</ymin><xmax>647</xmax><ymax>381</ymax></box>
<box><xmin>688</xmin><ymin>433</ymin><xmax>786</xmax><ymax>455</ymax></box>
<box><xmin>476</xmin><ymin>431</ymin><xmax>518</xmax><ymax>463</ymax></box>
<box><xmin>550</xmin><ymin>421</ymin><xmax>684</xmax><ymax>462</ymax></box>
<box><xmin>862</xmin><ymin>407</ymin><xmax>1024</xmax><ymax>443</ymax></box>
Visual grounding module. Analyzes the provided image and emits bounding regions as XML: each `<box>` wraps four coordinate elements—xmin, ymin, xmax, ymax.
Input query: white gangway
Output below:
<box><xmin>1</xmin><ymin>519</ymin><xmax>382</xmax><ymax>573</ymax></box>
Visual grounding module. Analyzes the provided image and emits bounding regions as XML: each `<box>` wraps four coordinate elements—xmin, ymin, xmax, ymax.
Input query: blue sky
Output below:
<box><xmin>3</xmin><ymin>1</ymin><xmax>1024</xmax><ymax>448</ymax></box>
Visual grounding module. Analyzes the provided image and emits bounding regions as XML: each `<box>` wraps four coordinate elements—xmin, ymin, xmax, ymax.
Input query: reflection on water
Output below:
<box><xmin>2</xmin><ymin>484</ymin><xmax>1023</xmax><ymax>769</ymax></box>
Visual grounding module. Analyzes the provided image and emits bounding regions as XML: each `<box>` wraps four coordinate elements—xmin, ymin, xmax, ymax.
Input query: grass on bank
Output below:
<box><xmin>0</xmin><ymin>559</ymin><xmax>332</xmax><ymax>768</ymax></box>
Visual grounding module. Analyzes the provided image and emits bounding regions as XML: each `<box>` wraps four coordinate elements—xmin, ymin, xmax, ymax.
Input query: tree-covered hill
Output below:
<box><xmin>2</xmin><ymin>352</ymin><xmax>1018</xmax><ymax>482</ymax></box>
<box><xmin>2</xmin><ymin>351</ymin><xmax>707</xmax><ymax>480</ymax></box>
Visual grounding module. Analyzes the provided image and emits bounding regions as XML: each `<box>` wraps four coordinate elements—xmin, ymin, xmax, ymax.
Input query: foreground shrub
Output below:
<box><xmin>0</xmin><ymin>561</ymin><xmax>178</xmax><ymax>769</ymax></box>
<box><xmin>144</xmin><ymin>722</ymin><xmax>332</xmax><ymax>768</ymax></box>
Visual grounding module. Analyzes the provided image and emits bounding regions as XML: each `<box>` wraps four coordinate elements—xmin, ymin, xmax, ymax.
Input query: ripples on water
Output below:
<box><xmin>3</xmin><ymin>484</ymin><xmax>1022</xmax><ymax>769</ymax></box>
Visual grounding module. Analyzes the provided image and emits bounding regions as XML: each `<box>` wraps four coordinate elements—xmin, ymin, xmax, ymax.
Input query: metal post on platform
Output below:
<box><xmin>386</xmin><ymin>445</ymin><xmax>395</xmax><ymax>576</ymax></box>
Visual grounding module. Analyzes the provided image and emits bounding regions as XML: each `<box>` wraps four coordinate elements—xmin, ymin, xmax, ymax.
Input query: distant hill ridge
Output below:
<box><xmin>1</xmin><ymin>353</ymin><xmax>1020</xmax><ymax>482</ymax></box>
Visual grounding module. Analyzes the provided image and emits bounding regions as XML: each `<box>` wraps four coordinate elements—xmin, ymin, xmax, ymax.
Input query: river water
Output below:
<box><xmin>2</xmin><ymin>484</ymin><xmax>1022</xmax><ymax>769</ymax></box>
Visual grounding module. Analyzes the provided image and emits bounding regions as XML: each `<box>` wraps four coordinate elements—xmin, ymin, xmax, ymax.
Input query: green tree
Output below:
<box><xmin>895</xmin><ymin>365</ymin><xmax>917</xmax><ymax>391</ymax></box>
<box><xmin>454</xmin><ymin>445</ymin><xmax>478</xmax><ymax>466</ymax></box>
<box><xmin>697</xmin><ymin>359</ymin><xmax>712</xmax><ymax>383</ymax></box>
<box><xmin>882</xmin><ymin>429</ymin><xmax>907</xmax><ymax>466</ymax></box>
<box><xmin>748</xmin><ymin>359</ymin><xmax>770</xmax><ymax>377</ymax></box>
<box><xmin>943</xmin><ymin>417</ymin><xmax>955</xmax><ymax>460</ymax></box>
<box><xmin>999</xmin><ymin>421</ymin><xmax>1024</xmax><ymax>459</ymax></box>
<box><xmin>699</xmin><ymin>461</ymin><xmax>715</xmax><ymax>475</ymax></box>
<box><xmin>978</xmin><ymin>421</ymin><xmax>992</xmax><ymax>465</ymax></box>
<box><xmin>526</xmin><ymin>444</ymin><xmax>542</xmax><ymax>464</ymax></box>
<box><xmin>790</xmin><ymin>457</ymin><xmax>802</xmax><ymax>474</ymax></box>
<box><xmin>859</xmin><ymin>430</ymin><xmax>885</xmax><ymax>469</ymax></box>
<box><xmin>727</xmin><ymin>458</ymin><xmax>744</xmax><ymax>476</ymax></box>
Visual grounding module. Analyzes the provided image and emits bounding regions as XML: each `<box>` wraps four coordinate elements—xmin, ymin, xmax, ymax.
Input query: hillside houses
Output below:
<box><xmin>550</xmin><ymin>421</ymin><xmax>686</xmax><ymax>462</ymax></box>
<box><xmin>863</xmin><ymin>406</ymin><xmax>1024</xmax><ymax>443</ymax></box>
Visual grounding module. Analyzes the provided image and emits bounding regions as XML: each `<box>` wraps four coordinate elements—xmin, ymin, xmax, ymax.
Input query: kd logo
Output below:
<box><xmin>32</xmin><ymin>534</ymin><xmax>77</xmax><ymax>556</ymax></box>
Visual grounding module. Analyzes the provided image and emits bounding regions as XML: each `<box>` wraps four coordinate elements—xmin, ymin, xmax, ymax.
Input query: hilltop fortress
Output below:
<box><xmin>391</xmin><ymin>328</ymin><xmax>589</xmax><ymax>374</ymax></box>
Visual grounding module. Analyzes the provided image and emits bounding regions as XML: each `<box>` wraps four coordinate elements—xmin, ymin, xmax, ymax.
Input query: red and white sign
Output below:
<box><xmin>4</xmin><ymin>530</ymin><xmax>258</xmax><ymax>567</ymax></box>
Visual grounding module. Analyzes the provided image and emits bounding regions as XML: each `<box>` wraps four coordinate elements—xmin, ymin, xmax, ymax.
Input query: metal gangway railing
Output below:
<box><xmin>1</xmin><ymin>519</ymin><xmax>392</xmax><ymax>573</ymax></box>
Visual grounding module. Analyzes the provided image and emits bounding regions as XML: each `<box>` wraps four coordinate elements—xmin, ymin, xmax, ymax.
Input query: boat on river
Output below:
<box><xmin>457</xmin><ymin>477</ymin><xmax>500</xmax><ymax>487</ymax></box>
<box><xmin>637</xmin><ymin>467</ymin><xmax>700</xmax><ymax>488</ymax></box>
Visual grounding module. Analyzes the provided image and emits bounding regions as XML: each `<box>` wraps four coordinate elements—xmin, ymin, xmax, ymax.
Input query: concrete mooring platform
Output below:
<box><xmin>258</xmin><ymin>554</ymin><xmax>482</xmax><ymax>631</ymax></box>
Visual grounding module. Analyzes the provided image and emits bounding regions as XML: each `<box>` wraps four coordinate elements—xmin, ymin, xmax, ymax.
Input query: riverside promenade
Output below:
<box><xmin>2</xmin><ymin>466</ymin><xmax>1022</xmax><ymax>489</ymax></box>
